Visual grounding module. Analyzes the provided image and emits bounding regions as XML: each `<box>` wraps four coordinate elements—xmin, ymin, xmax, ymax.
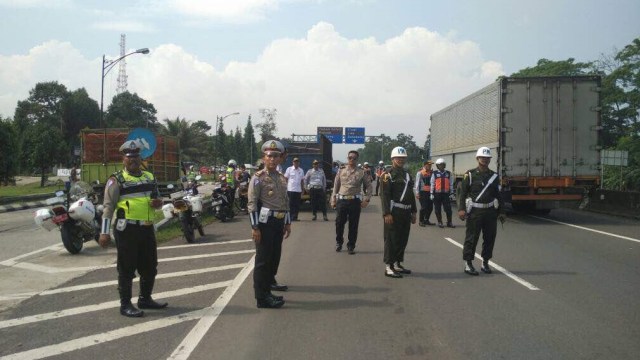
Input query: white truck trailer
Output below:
<box><xmin>430</xmin><ymin>76</ymin><xmax>601</xmax><ymax>212</ymax></box>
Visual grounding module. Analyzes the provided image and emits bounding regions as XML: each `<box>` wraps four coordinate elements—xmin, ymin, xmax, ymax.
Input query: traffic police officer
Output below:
<box><xmin>248</xmin><ymin>140</ymin><xmax>291</xmax><ymax>308</ymax></box>
<box><xmin>304</xmin><ymin>159</ymin><xmax>328</xmax><ymax>221</ymax></box>
<box><xmin>99</xmin><ymin>140</ymin><xmax>167</xmax><ymax>317</ymax></box>
<box><xmin>381</xmin><ymin>147</ymin><xmax>417</xmax><ymax>278</ymax></box>
<box><xmin>457</xmin><ymin>147</ymin><xmax>506</xmax><ymax>275</ymax></box>
<box><xmin>415</xmin><ymin>160</ymin><xmax>434</xmax><ymax>226</ymax></box>
<box><xmin>431</xmin><ymin>158</ymin><xmax>455</xmax><ymax>228</ymax></box>
<box><xmin>331</xmin><ymin>150</ymin><xmax>373</xmax><ymax>254</ymax></box>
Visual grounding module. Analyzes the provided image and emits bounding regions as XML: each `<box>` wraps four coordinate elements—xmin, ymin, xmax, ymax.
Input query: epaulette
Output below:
<box><xmin>255</xmin><ymin>169</ymin><xmax>267</xmax><ymax>178</ymax></box>
<box><xmin>381</xmin><ymin>170</ymin><xmax>392</xmax><ymax>183</ymax></box>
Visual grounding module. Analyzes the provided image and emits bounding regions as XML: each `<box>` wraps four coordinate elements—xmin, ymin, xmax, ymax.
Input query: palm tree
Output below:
<box><xmin>159</xmin><ymin>117</ymin><xmax>211</xmax><ymax>163</ymax></box>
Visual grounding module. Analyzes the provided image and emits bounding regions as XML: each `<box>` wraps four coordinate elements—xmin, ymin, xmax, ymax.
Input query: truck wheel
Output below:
<box><xmin>61</xmin><ymin>223</ymin><xmax>84</xmax><ymax>254</ymax></box>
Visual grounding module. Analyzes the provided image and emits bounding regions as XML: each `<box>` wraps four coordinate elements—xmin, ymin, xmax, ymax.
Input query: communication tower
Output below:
<box><xmin>116</xmin><ymin>34</ymin><xmax>128</xmax><ymax>94</ymax></box>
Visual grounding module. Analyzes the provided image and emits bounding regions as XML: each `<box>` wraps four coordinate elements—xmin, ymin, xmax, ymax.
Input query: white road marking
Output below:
<box><xmin>0</xmin><ymin>244</ymin><xmax>62</xmax><ymax>267</ymax></box>
<box><xmin>4</xmin><ymin>250</ymin><xmax>255</xmax><ymax>274</ymax></box>
<box><xmin>0</xmin><ymin>263</ymin><xmax>246</xmax><ymax>301</ymax></box>
<box><xmin>159</xmin><ymin>239</ymin><xmax>253</xmax><ymax>250</ymax></box>
<box><xmin>445</xmin><ymin>237</ymin><xmax>540</xmax><ymax>291</ymax></box>
<box><xmin>1</xmin><ymin>308</ymin><xmax>208</xmax><ymax>360</ymax></box>
<box><xmin>0</xmin><ymin>281</ymin><xmax>232</xmax><ymax>330</ymax></box>
<box><xmin>168</xmin><ymin>256</ymin><xmax>255</xmax><ymax>360</ymax></box>
<box><xmin>529</xmin><ymin>215</ymin><xmax>640</xmax><ymax>243</ymax></box>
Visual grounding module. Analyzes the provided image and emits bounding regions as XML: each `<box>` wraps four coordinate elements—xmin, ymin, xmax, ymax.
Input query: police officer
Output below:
<box><xmin>98</xmin><ymin>140</ymin><xmax>167</xmax><ymax>317</ymax></box>
<box><xmin>331</xmin><ymin>150</ymin><xmax>372</xmax><ymax>254</ymax></box>
<box><xmin>374</xmin><ymin>160</ymin><xmax>385</xmax><ymax>196</ymax></box>
<box><xmin>414</xmin><ymin>160</ymin><xmax>434</xmax><ymax>226</ymax></box>
<box><xmin>457</xmin><ymin>147</ymin><xmax>506</xmax><ymax>275</ymax></box>
<box><xmin>304</xmin><ymin>159</ymin><xmax>328</xmax><ymax>221</ymax></box>
<box><xmin>248</xmin><ymin>140</ymin><xmax>291</xmax><ymax>308</ymax></box>
<box><xmin>381</xmin><ymin>147</ymin><xmax>417</xmax><ymax>278</ymax></box>
<box><xmin>431</xmin><ymin>158</ymin><xmax>455</xmax><ymax>228</ymax></box>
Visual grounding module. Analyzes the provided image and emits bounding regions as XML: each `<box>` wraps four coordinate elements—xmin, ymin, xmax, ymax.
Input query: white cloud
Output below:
<box><xmin>0</xmin><ymin>0</ymin><xmax>70</xmax><ymax>8</ymax></box>
<box><xmin>166</xmin><ymin>0</ymin><xmax>279</xmax><ymax>22</ymax></box>
<box><xmin>92</xmin><ymin>21</ymin><xmax>157</xmax><ymax>33</ymax></box>
<box><xmin>0</xmin><ymin>22</ymin><xmax>504</xmax><ymax>156</ymax></box>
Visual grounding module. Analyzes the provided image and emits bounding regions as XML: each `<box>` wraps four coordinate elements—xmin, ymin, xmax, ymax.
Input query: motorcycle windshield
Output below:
<box><xmin>69</xmin><ymin>181</ymin><xmax>93</xmax><ymax>199</ymax></box>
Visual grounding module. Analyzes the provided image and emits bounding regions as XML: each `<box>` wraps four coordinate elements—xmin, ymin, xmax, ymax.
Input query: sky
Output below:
<box><xmin>1</xmin><ymin>0</ymin><xmax>638</xmax><ymax>161</ymax></box>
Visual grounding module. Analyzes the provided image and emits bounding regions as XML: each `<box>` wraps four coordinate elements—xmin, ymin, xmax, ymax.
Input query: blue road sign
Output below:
<box><xmin>127</xmin><ymin>128</ymin><xmax>157</xmax><ymax>159</ymax></box>
<box><xmin>317</xmin><ymin>127</ymin><xmax>343</xmax><ymax>143</ymax></box>
<box><xmin>345</xmin><ymin>127</ymin><xmax>365</xmax><ymax>144</ymax></box>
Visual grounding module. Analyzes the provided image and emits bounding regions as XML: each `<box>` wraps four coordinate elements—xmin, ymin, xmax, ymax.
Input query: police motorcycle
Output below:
<box><xmin>34</xmin><ymin>181</ymin><xmax>104</xmax><ymax>254</ymax></box>
<box><xmin>163</xmin><ymin>176</ymin><xmax>204</xmax><ymax>243</ymax></box>
<box><xmin>210</xmin><ymin>174</ymin><xmax>237</xmax><ymax>222</ymax></box>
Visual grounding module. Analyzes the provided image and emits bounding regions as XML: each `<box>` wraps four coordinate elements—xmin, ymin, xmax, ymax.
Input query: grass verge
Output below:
<box><xmin>155</xmin><ymin>211</ymin><xmax>218</xmax><ymax>244</ymax></box>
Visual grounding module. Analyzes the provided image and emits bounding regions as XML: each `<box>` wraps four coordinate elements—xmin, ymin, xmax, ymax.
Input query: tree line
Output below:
<box><xmin>0</xmin><ymin>38</ymin><xmax>637</xmax><ymax>190</ymax></box>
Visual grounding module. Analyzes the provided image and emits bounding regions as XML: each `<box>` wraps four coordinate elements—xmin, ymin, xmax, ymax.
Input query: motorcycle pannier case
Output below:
<box><xmin>34</xmin><ymin>208</ymin><xmax>56</xmax><ymax>231</ymax></box>
<box><xmin>68</xmin><ymin>199</ymin><xmax>96</xmax><ymax>222</ymax></box>
<box><xmin>189</xmin><ymin>196</ymin><xmax>203</xmax><ymax>212</ymax></box>
<box><xmin>162</xmin><ymin>203</ymin><xmax>175</xmax><ymax>219</ymax></box>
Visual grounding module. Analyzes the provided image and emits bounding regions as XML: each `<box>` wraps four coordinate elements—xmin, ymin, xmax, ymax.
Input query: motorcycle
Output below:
<box><xmin>34</xmin><ymin>181</ymin><xmax>104</xmax><ymax>254</ymax></box>
<box><xmin>210</xmin><ymin>182</ymin><xmax>237</xmax><ymax>222</ymax></box>
<box><xmin>164</xmin><ymin>179</ymin><xmax>204</xmax><ymax>243</ymax></box>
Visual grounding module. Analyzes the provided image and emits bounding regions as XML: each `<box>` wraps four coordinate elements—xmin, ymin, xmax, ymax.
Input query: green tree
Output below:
<box><xmin>214</xmin><ymin>118</ymin><xmax>229</xmax><ymax>166</ymax></box>
<box><xmin>257</xmin><ymin>108</ymin><xmax>277</xmax><ymax>143</ymax></box>
<box><xmin>159</xmin><ymin>117</ymin><xmax>210</xmax><ymax>163</ymax></box>
<box><xmin>243</xmin><ymin>115</ymin><xmax>259</xmax><ymax>166</ymax></box>
<box><xmin>23</xmin><ymin>123</ymin><xmax>67</xmax><ymax>187</ymax></box>
<box><xmin>0</xmin><ymin>118</ymin><xmax>18</xmax><ymax>185</ymax></box>
<box><xmin>233</xmin><ymin>127</ymin><xmax>246</xmax><ymax>165</ymax></box>
<box><xmin>510</xmin><ymin>58</ymin><xmax>593</xmax><ymax>77</ymax></box>
<box><xmin>62</xmin><ymin>88</ymin><xmax>100</xmax><ymax>151</ymax></box>
<box><xmin>105</xmin><ymin>92</ymin><xmax>157</xmax><ymax>129</ymax></box>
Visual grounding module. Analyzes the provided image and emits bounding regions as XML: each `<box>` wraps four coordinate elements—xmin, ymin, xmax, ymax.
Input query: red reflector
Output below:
<box><xmin>52</xmin><ymin>213</ymin><xmax>69</xmax><ymax>224</ymax></box>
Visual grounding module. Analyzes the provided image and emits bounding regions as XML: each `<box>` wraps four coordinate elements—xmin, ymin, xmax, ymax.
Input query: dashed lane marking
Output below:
<box><xmin>445</xmin><ymin>237</ymin><xmax>540</xmax><ymax>291</ymax></box>
<box><xmin>529</xmin><ymin>215</ymin><xmax>640</xmax><ymax>244</ymax></box>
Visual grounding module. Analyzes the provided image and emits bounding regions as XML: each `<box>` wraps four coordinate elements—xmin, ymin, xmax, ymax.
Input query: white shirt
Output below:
<box><xmin>284</xmin><ymin>166</ymin><xmax>305</xmax><ymax>192</ymax></box>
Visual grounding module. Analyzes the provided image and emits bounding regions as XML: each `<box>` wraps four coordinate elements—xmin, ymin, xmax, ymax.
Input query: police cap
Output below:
<box><xmin>261</xmin><ymin>140</ymin><xmax>285</xmax><ymax>154</ymax></box>
<box><xmin>119</xmin><ymin>140</ymin><xmax>142</xmax><ymax>156</ymax></box>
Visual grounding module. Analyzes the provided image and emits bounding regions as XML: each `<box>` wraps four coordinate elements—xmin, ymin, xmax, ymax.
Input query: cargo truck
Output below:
<box><xmin>429</xmin><ymin>76</ymin><xmax>601</xmax><ymax>213</ymax></box>
<box><xmin>281</xmin><ymin>134</ymin><xmax>334</xmax><ymax>203</ymax></box>
<box><xmin>80</xmin><ymin>128</ymin><xmax>181</xmax><ymax>200</ymax></box>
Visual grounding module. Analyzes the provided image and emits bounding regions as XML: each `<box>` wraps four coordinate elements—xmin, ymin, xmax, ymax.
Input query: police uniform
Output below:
<box><xmin>101</xmin><ymin>140</ymin><xmax>167</xmax><ymax>317</ymax></box>
<box><xmin>415</xmin><ymin>163</ymin><xmax>434</xmax><ymax>226</ymax></box>
<box><xmin>248</xmin><ymin>140</ymin><xmax>290</xmax><ymax>308</ymax></box>
<box><xmin>331</xmin><ymin>161</ymin><xmax>372</xmax><ymax>253</ymax></box>
<box><xmin>458</xmin><ymin>164</ymin><xmax>505</xmax><ymax>275</ymax></box>
<box><xmin>431</xmin><ymin>165</ymin><xmax>455</xmax><ymax>227</ymax></box>
<box><xmin>304</xmin><ymin>160</ymin><xmax>328</xmax><ymax>220</ymax></box>
<box><xmin>381</xmin><ymin>156</ymin><xmax>417</xmax><ymax>277</ymax></box>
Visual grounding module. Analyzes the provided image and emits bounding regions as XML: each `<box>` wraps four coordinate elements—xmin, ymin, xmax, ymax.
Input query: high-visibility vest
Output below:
<box><xmin>432</xmin><ymin>170</ymin><xmax>451</xmax><ymax>193</ymax></box>
<box><xmin>114</xmin><ymin>170</ymin><xmax>156</xmax><ymax>221</ymax></box>
<box><xmin>420</xmin><ymin>169</ymin><xmax>431</xmax><ymax>192</ymax></box>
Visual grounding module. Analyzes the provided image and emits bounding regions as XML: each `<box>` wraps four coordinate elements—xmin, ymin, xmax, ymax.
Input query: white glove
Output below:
<box><xmin>429</xmin><ymin>194</ymin><xmax>434</xmax><ymax>201</ymax></box>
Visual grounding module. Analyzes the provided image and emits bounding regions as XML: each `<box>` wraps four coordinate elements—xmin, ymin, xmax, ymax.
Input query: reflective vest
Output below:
<box><xmin>420</xmin><ymin>169</ymin><xmax>432</xmax><ymax>192</ymax></box>
<box><xmin>114</xmin><ymin>170</ymin><xmax>156</xmax><ymax>221</ymax></box>
<box><xmin>432</xmin><ymin>170</ymin><xmax>451</xmax><ymax>193</ymax></box>
<box><xmin>226</xmin><ymin>167</ymin><xmax>235</xmax><ymax>187</ymax></box>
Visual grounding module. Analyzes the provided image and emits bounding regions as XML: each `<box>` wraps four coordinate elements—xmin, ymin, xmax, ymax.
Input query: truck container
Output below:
<box><xmin>429</xmin><ymin>76</ymin><xmax>601</xmax><ymax>212</ymax></box>
<box><xmin>80</xmin><ymin>128</ymin><xmax>181</xmax><ymax>199</ymax></box>
<box><xmin>281</xmin><ymin>135</ymin><xmax>334</xmax><ymax>202</ymax></box>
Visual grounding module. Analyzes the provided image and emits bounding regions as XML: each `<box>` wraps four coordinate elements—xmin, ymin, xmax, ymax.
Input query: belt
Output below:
<box><xmin>471</xmin><ymin>202</ymin><xmax>494</xmax><ymax>209</ymax></box>
<box><xmin>269</xmin><ymin>211</ymin><xmax>287</xmax><ymax>219</ymax></box>
<box><xmin>391</xmin><ymin>201</ymin><xmax>412</xmax><ymax>210</ymax></box>
<box><xmin>310</xmin><ymin>185</ymin><xmax>323</xmax><ymax>189</ymax></box>
<box><xmin>126</xmin><ymin>220</ymin><xmax>154</xmax><ymax>226</ymax></box>
<box><xmin>338</xmin><ymin>194</ymin><xmax>361</xmax><ymax>200</ymax></box>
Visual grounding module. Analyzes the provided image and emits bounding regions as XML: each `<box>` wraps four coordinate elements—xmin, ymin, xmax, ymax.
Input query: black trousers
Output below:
<box><xmin>383</xmin><ymin>208</ymin><xmax>412</xmax><ymax>264</ymax></box>
<box><xmin>374</xmin><ymin>179</ymin><xmax>380</xmax><ymax>195</ymax></box>
<box><xmin>254</xmin><ymin>217</ymin><xmax>285</xmax><ymax>299</ymax></box>
<box><xmin>288</xmin><ymin>191</ymin><xmax>301</xmax><ymax>220</ymax></box>
<box><xmin>462</xmin><ymin>209</ymin><xmax>498</xmax><ymax>261</ymax></box>
<box><xmin>115</xmin><ymin>224</ymin><xmax>158</xmax><ymax>303</ymax></box>
<box><xmin>433</xmin><ymin>193</ymin><xmax>453</xmax><ymax>223</ymax></box>
<box><xmin>335</xmin><ymin>199</ymin><xmax>362</xmax><ymax>249</ymax></box>
<box><xmin>310</xmin><ymin>187</ymin><xmax>327</xmax><ymax>216</ymax></box>
<box><xmin>418</xmin><ymin>191</ymin><xmax>433</xmax><ymax>223</ymax></box>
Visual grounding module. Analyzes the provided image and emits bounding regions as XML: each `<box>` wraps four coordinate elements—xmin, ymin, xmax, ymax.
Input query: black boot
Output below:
<box><xmin>138</xmin><ymin>278</ymin><xmax>168</xmax><ymax>309</ymax></box>
<box><xmin>481</xmin><ymin>260</ymin><xmax>492</xmax><ymax>274</ymax></box>
<box><xmin>119</xmin><ymin>281</ymin><xmax>144</xmax><ymax>317</ymax></box>
<box><xmin>464</xmin><ymin>261</ymin><xmax>479</xmax><ymax>276</ymax></box>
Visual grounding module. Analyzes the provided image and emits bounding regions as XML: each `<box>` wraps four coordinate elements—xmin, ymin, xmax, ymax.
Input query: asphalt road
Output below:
<box><xmin>0</xmin><ymin>199</ymin><xmax>638</xmax><ymax>360</ymax></box>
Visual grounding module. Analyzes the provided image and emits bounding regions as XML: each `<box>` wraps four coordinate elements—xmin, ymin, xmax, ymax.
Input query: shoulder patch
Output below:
<box><xmin>382</xmin><ymin>173</ymin><xmax>391</xmax><ymax>183</ymax></box>
<box><xmin>463</xmin><ymin>173</ymin><xmax>469</xmax><ymax>180</ymax></box>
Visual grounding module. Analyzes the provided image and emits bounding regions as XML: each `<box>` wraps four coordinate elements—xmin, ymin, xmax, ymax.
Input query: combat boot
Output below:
<box><xmin>464</xmin><ymin>261</ymin><xmax>479</xmax><ymax>276</ymax></box>
<box><xmin>481</xmin><ymin>260</ymin><xmax>492</xmax><ymax>274</ymax></box>
<box><xmin>138</xmin><ymin>278</ymin><xmax>168</xmax><ymax>309</ymax></box>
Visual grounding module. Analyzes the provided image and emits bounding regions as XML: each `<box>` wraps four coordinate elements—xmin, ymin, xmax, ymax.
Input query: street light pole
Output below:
<box><xmin>100</xmin><ymin>47</ymin><xmax>150</xmax><ymax>128</ymax></box>
<box><xmin>214</xmin><ymin>112</ymin><xmax>240</xmax><ymax>166</ymax></box>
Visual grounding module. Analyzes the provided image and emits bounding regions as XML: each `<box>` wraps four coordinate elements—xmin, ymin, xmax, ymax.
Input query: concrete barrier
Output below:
<box><xmin>585</xmin><ymin>189</ymin><xmax>640</xmax><ymax>219</ymax></box>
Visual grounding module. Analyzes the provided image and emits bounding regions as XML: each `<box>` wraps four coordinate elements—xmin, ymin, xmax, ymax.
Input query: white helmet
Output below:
<box><xmin>364</xmin><ymin>162</ymin><xmax>369</xmax><ymax>166</ymax></box>
<box><xmin>228</xmin><ymin>159</ymin><xmax>237</xmax><ymax>166</ymax></box>
<box><xmin>379</xmin><ymin>160</ymin><xmax>383</xmax><ymax>165</ymax></box>
<box><xmin>476</xmin><ymin>147</ymin><xmax>492</xmax><ymax>158</ymax></box>
<box><xmin>390</xmin><ymin>146</ymin><xmax>408</xmax><ymax>158</ymax></box>
<box><xmin>435</xmin><ymin>158</ymin><xmax>445</xmax><ymax>165</ymax></box>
